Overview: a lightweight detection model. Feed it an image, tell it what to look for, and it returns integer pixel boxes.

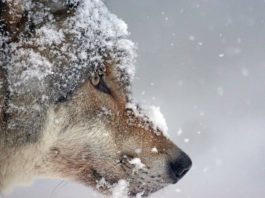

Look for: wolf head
[0,0,192,197]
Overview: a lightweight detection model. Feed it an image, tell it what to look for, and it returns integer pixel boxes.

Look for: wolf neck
[0,143,45,192]
[0,107,67,192]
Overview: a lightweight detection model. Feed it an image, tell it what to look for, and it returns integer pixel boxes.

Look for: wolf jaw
[0,0,192,197]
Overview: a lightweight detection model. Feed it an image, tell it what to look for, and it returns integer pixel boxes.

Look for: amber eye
[90,72,111,95]
[91,73,100,86]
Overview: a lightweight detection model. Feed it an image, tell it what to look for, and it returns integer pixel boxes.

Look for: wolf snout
[169,151,192,183]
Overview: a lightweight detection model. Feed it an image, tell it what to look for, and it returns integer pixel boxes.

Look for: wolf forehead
[3,0,136,95]
[0,0,136,144]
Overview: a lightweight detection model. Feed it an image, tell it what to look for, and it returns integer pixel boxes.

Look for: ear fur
[0,0,27,41]
[0,0,79,41]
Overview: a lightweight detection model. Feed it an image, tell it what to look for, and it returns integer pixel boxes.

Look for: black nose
[169,151,192,183]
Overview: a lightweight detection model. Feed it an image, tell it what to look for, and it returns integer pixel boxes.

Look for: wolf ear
[0,0,27,41]
[47,0,80,13]
[0,0,79,41]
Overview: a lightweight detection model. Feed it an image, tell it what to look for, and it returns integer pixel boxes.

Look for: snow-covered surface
[111,180,129,198]
[96,178,111,190]
[136,192,144,198]
[36,26,65,46]
[128,158,146,170]
[143,105,169,136]
[151,147,158,153]
[2,0,138,138]
[5,0,136,98]
[2,0,170,140]
[126,102,169,136]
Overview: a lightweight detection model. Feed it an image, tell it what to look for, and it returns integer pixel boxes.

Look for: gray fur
[0,0,136,146]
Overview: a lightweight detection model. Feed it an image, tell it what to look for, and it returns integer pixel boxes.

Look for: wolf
[0,0,192,197]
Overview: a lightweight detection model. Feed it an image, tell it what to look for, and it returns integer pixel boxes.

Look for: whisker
[49,180,67,198]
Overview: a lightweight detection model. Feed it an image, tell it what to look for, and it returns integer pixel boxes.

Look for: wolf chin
[0,0,192,197]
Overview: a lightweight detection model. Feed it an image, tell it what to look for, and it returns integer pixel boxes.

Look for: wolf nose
[169,151,192,183]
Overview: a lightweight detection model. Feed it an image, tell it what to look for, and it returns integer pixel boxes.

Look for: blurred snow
[2,0,265,198]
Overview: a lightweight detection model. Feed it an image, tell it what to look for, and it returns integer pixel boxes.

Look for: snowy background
[2,0,265,197]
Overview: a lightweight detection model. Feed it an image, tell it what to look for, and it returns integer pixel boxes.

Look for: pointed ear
[0,1,79,41]
[0,0,27,41]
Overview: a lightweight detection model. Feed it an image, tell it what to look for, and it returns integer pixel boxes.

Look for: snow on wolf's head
[0,0,192,197]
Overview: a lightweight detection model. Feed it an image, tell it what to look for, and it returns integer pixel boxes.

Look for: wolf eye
[91,73,111,95]
[91,74,100,86]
